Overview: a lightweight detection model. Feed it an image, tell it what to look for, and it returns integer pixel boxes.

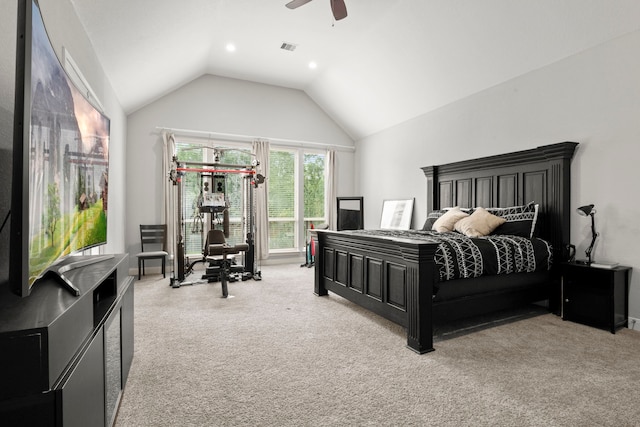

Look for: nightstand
[561,262,631,333]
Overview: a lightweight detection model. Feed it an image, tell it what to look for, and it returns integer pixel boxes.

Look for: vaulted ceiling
[69,0,640,140]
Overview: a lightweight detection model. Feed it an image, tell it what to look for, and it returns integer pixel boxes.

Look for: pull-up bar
[176,167,256,175]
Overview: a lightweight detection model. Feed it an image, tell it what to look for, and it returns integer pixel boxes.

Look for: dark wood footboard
[314,230,439,353]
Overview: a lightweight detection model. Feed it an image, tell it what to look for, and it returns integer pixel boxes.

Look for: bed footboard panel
[314,231,438,353]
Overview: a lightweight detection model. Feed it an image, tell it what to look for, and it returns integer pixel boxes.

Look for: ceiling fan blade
[286,0,313,9]
[330,0,347,20]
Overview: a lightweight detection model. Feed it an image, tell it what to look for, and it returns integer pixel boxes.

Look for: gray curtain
[252,139,270,260]
[162,131,177,274]
[325,149,337,230]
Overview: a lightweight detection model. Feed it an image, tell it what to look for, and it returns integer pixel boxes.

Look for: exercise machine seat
[205,230,249,297]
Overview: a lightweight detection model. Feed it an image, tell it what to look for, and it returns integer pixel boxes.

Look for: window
[217,149,252,246]
[268,149,326,252]
[176,140,328,256]
[175,142,253,256]
[176,143,205,256]
[268,150,296,250]
[303,152,326,235]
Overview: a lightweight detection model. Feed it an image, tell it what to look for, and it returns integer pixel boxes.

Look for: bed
[314,142,578,353]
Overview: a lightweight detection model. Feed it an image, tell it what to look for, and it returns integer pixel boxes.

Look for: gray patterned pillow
[486,202,539,237]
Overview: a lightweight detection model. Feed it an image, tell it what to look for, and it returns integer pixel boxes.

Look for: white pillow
[432,207,469,232]
[454,207,506,237]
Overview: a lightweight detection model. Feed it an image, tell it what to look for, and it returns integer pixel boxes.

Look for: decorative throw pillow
[432,207,469,232]
[487,202,539,237]
[454,207,506,237]
[423,207,473,231]
[422,209,446,230]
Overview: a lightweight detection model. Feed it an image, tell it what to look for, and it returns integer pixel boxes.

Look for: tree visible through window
[303,152,325,233]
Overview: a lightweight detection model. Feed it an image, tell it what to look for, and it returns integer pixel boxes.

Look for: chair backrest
[204,229,226,255]
[140,224,167,252]
[206,229,226,245]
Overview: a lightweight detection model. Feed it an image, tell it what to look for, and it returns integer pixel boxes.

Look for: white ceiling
[69,0,640,140]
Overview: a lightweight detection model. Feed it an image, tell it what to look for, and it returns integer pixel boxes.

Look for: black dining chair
[135,224,168,280]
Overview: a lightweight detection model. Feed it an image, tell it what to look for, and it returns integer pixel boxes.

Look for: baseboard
[260,253,305,266]
[629,317,640,331]
[128,256,305,277]
[128,266,165,277]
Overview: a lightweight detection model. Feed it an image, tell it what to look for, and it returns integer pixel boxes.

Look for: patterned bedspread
[353,230,552,282]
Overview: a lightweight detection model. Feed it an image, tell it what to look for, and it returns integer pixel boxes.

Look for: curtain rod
[155,126,355,152]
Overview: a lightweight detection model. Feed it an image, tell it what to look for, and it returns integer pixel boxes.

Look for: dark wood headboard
[421,142,578,261]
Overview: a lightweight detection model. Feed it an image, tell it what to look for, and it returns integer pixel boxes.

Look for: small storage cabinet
[561,262,631,333]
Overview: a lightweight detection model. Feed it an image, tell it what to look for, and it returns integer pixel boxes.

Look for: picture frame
[380,199,414,230]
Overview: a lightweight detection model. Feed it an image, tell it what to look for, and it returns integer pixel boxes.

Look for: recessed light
[308,61,317,69]
[226,43,236,52]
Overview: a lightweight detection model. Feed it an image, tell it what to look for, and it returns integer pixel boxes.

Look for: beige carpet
[115,263,640,426]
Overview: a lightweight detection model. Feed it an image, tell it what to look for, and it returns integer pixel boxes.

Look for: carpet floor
[114,263,640,426]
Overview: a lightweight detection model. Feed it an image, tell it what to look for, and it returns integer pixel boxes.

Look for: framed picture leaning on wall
[380,199,414,230]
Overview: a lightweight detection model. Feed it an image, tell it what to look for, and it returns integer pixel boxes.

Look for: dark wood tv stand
[0,254,134,427]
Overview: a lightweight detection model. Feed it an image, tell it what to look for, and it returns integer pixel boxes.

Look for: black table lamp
[577,204,597,264]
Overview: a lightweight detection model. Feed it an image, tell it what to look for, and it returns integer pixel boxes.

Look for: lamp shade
[577,204,595,216]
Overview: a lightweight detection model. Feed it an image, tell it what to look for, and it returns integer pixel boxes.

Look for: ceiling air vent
[280,42,297,52]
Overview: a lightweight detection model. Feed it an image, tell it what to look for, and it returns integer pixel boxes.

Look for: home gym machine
[168,149,265,297]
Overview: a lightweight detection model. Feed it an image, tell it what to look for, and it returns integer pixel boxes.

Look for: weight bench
[204,229,249,298]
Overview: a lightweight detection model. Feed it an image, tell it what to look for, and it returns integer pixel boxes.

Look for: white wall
[355,29,640,319]
[0,0,127,287]
[125,74,354,270]
[38,0,127,255]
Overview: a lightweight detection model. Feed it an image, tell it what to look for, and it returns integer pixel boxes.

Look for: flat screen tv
[10,0,110,297]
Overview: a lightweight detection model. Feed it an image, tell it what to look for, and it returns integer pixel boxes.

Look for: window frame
[174,137,328,256]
